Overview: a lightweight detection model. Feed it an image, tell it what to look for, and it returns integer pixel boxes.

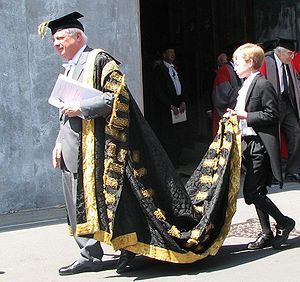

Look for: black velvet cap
[48,11,84,35]
[276,37,298,51]
[259,39,278,52]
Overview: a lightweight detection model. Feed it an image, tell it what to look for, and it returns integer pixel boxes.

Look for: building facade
[0,0,299,213]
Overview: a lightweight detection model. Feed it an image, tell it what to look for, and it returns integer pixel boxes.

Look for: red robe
[260,59,287,159]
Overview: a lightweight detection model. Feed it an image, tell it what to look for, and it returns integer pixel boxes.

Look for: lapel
[245,73,260,106]
[72,46,93,82]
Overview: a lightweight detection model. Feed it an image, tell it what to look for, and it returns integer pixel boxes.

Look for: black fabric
[73,51,241,263]
[48,11,84,34]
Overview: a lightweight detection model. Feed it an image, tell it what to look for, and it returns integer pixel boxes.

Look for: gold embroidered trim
[107,233,204,263]
[75,49,107,236]
[94,230,112,245]
[222,140,231,150]
[193,205,204,215]
[117,149,127,162]
[107,209,113,220]
[110,71,124,83]
[104,81,120,93]
[101,60,119,86]
[107,143,116,158]
[113,117,129,128]
[106,176,118,188]
[218,156,226,167]
[105,127,127,142]
[104,191,116,205]
[185,238,198,247]
[168,225,181,238]
[131,150,140,163]
[126,242,203,264]
[141,188,155,198]
[111,232,138,250]
[154,208,166,220]
[191,229,201,239]
[134,168,147,178]
[116,101,129,113]
[109,163,124,174]
[199,175,213,184]
[199,117,241,257]
[195,191,208,201]
[202,159,216,168]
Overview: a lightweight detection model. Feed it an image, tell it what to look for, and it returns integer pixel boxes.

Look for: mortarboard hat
[38,11,84,38]
[258,39,278,52]
[276,37,298,52]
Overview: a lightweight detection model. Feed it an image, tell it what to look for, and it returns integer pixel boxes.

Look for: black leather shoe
[58,260,103,276]
[285,173,300,182]
[272,217,295,249]
[116,250,136,274]
[247,233,274,250]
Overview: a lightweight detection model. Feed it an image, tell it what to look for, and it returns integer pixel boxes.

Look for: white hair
[274,46,288,55]
[67,28,88,44]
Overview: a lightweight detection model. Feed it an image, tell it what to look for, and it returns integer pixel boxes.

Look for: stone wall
[0,0,142,213]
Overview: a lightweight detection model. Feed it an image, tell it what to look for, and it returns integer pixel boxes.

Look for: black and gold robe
[73,49,242,263]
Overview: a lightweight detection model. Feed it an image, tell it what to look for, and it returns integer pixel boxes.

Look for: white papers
[48,74,101,108]
[171,109,187,124]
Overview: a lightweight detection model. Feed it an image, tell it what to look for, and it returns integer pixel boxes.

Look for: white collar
[274,52,283,68]
[243,71,259,87]
[163,61,174,68]
[66,44,87,66]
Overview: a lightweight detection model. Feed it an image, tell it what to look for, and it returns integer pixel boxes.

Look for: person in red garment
[212,45,243,137]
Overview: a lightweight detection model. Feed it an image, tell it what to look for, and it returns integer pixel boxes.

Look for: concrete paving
[0,180,299,282]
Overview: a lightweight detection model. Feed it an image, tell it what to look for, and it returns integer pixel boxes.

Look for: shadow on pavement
[104,236,300,281]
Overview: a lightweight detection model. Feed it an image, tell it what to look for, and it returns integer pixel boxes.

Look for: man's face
[163,49,176,63]
[52,29,80,60]
[279,48,295,64]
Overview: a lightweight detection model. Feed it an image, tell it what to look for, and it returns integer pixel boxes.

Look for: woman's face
[234,52,252,79]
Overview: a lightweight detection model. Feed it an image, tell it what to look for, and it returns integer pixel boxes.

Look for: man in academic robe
[260,37,300,182]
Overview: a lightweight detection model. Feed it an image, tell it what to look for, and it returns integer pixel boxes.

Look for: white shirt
[274,52,289,94]
[62,44,87,78]
[163,61,182,96]
[235,72,259,136]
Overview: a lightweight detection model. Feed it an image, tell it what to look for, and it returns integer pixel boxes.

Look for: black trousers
[62,168,103,264]
[242,136,286,234]
[280,98,300,174]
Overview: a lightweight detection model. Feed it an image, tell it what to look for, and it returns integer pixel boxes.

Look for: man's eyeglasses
[286,51,295,58]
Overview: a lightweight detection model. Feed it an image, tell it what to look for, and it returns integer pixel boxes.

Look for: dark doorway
[139,0,254,146]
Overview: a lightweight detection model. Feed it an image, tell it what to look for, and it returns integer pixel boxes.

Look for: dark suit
[56,46,114,265]
[152,61,186,165]
[261,52,300,175]
[241,73,285,235]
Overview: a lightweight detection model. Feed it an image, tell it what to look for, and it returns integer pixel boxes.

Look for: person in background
[225,43,295,250]
[260,38,300,182]
[217,52,228,67]
[211,44,243,137]
[152,46,187,167]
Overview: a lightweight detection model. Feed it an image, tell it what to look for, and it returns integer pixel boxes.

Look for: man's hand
[171,105,180,115]
[179,102,186,113]
[61,101,82,117]
[224,108,247,120]
[52,143,62,169]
